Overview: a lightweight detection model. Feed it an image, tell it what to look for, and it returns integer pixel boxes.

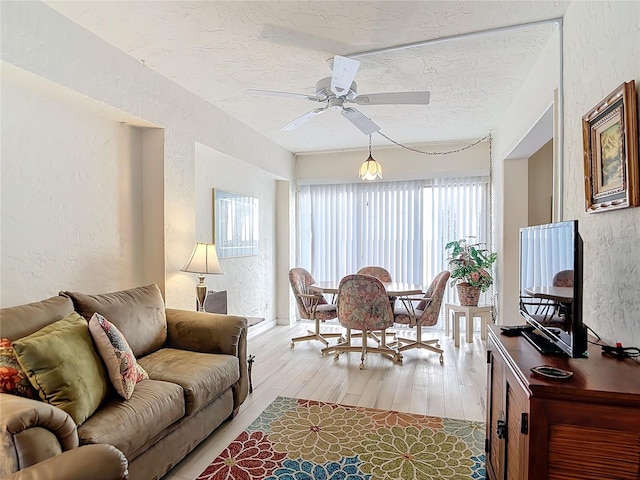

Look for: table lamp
[181,243,224,311]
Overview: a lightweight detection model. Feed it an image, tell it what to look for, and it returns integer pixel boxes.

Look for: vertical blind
[298,176,492,326]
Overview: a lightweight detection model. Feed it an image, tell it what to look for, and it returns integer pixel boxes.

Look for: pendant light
[359,134,383,181]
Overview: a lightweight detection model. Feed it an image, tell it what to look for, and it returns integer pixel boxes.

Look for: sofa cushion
[62,284,167,358]
[0,338,37,398]
[12,313,109,425]
[0,296,75,341]
[138,348,239,416]
[78,379,185,460]
[89,313,149,400]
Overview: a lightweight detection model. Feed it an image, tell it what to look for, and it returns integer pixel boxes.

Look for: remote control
[500,325,534,337]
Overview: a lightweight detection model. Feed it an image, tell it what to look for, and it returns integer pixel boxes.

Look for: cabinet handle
[521,412,529,434]
[496,419,507,439]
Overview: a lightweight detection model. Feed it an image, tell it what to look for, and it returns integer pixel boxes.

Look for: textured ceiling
[46,1,569,154]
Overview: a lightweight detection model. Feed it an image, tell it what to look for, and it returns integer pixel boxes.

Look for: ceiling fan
[245,55,430,135]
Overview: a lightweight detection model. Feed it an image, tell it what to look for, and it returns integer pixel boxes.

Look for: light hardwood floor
[165,320,488,480]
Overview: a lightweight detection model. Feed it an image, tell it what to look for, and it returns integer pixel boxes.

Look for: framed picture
[582,80,638,213]
[212,189,259,258]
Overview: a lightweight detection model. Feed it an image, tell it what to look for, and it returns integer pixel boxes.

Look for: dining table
[310,280,424,297]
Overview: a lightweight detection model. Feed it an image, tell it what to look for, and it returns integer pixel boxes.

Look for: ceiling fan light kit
[359,155,383,181]
[245,55,430,135]
[359,134,383,181]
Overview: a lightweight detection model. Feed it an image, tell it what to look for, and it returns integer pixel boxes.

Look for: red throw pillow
[0,338,38,398]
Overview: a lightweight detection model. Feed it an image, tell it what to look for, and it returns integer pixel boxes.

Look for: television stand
[486,325,640,480]
[520,329,566,355]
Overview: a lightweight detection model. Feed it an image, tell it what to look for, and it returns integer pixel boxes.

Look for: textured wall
[296,140,490,185]
[195,143,277,321]
[562,1,640,348]
[1,2,294,312]
[496,28,560,160]
[1,69,144,306]
[493,28,560,325]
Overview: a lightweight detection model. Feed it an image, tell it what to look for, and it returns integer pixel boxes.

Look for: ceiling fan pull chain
[376,131,490,156]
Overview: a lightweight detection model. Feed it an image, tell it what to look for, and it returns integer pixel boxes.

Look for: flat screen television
[519,220,588,358]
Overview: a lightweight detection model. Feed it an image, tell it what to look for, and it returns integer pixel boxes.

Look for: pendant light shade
[359,155,383,180]
[359,134,382,181]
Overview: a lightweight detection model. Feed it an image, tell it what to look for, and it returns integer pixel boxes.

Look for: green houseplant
[445,238,497,306]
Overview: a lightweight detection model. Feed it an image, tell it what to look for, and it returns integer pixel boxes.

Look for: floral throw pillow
[88,313,148,399]
[0,338,37,398]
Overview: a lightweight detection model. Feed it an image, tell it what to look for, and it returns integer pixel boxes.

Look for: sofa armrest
[165,309,249,409]
[1,394,79,476]
[3,444,128,480]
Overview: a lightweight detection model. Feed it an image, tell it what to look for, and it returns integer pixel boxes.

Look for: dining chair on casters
[357,266,393,282]
[289,268,344,348]
[393,270,450,364]
[357,266,397,343]
[334,274,402,370]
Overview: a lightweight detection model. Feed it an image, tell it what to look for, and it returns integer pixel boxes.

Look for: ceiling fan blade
[341,107,380,135]
[245,89,319,102]
[281,108,327,131]
[352,91,431,105]
[330,55,360,97]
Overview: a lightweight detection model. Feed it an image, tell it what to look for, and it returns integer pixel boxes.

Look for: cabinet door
[532,399,640,479]
[486,345,506,480]
[504,367,529,480]
[486,337,531,480]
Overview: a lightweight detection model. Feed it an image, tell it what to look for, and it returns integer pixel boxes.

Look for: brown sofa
[0,284,249,480]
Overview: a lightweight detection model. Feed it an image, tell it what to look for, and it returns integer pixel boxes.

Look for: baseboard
[248,318,276,339]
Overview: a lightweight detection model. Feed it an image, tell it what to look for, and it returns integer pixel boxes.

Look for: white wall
[1,67,146,305]
[528,140,553,226]
[2,1,638,347]
[494,2,639,349]
[495,26,560,162]
[0,1,294,313]
[561,1,640,348]
[194,143,277,321]
[297,140,489,184]
[276,180,297,324]
[494,24,560,325]
[500,157,529,326]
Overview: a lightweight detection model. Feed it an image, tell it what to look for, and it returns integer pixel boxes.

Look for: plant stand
[445,303,493,347]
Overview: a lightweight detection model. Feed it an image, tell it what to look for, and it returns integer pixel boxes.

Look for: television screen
[519,220,587,358]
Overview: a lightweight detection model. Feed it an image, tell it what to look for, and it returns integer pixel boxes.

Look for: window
[298,176,491,324]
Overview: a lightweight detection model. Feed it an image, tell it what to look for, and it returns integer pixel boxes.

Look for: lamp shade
[359,155,383,181]
[181,243,224,275]
[359,133,383,181]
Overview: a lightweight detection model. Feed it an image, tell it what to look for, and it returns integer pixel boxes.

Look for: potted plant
[445,237,497,306]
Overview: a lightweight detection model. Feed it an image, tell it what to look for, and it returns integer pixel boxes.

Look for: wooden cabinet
[485,326,640,480]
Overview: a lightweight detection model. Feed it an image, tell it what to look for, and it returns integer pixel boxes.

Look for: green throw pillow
[13,312,109,425]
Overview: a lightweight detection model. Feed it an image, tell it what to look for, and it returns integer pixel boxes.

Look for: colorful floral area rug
[196,396,485,480]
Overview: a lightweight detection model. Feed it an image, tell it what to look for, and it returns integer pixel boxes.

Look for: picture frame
[582,80,638,213]
[212,189,259,258]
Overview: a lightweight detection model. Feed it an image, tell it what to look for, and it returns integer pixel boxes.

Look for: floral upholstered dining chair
[334,274,402,369]
[356,266,393,282]
[288,268,343,348]
[392,270,450,364]
[356,266,397,342]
